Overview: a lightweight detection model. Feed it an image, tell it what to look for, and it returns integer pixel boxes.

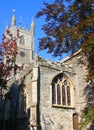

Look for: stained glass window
[52,73,73,107]
[62,85,66,105]
[67,86,71,106]
[57,84,61,105]
[52,84,56,104]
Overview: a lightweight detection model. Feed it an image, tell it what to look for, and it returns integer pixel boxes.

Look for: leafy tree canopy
[36,0,94,81]
[0,29,23,100]
[36,1,94,129]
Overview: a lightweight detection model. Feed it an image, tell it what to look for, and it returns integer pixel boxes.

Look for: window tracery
[52,73,74,107]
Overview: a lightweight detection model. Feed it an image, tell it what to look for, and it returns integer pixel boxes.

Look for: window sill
[52,104,75,109]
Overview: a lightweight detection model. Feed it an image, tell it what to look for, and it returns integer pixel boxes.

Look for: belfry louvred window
[52,73,73,107]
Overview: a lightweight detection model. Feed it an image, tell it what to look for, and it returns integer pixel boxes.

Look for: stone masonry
[0,14,89,130]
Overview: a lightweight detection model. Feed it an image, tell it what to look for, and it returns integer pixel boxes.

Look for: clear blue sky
[0,0,66,62]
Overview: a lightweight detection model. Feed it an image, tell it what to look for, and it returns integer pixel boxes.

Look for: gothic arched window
[52,83,56,104]
[57,84,61,105]
[62,85,66,105]
[67,86,71,105]
[52,73,74,107]
[18,84,27,117]
[20,92,26,116]
[20,35,25,45]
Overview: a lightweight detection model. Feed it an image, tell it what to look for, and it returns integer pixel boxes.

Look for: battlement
[38,56,75,75]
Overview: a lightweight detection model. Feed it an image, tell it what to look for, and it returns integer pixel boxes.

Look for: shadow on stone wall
[37,67,42,130]
[79,80,94,130]
[84,80,94,106]
[0,76,30,130]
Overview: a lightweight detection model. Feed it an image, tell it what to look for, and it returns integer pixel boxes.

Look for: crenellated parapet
[38,57,75,75]
[7,61,37,87]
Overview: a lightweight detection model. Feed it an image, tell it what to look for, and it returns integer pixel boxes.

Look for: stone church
[0,14,89,130]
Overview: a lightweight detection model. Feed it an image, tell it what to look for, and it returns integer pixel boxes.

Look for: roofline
[61,49,81,63]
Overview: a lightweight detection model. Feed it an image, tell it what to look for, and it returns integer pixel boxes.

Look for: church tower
[5,13,35,66]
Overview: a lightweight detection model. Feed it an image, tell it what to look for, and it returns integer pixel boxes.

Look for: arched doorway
[73,113,79,130]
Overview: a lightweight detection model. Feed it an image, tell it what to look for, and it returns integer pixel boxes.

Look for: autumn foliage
[0,29,19,99]
[36,0,94,81]
[36,0,94,128]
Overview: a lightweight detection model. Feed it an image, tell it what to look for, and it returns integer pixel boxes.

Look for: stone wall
[3,52,87,130]
[63,52,87,111]
[38,52,87,130]
[38,61,74,130]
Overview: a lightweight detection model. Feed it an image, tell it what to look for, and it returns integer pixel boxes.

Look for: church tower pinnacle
[5,12,36,65]
[11,10,16,26]
[30,18,35,32]
[5,22,9,30]
[30,18,35,50]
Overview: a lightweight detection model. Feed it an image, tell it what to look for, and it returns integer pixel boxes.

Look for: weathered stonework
[38,59,77,130]
[0,15,89,130]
